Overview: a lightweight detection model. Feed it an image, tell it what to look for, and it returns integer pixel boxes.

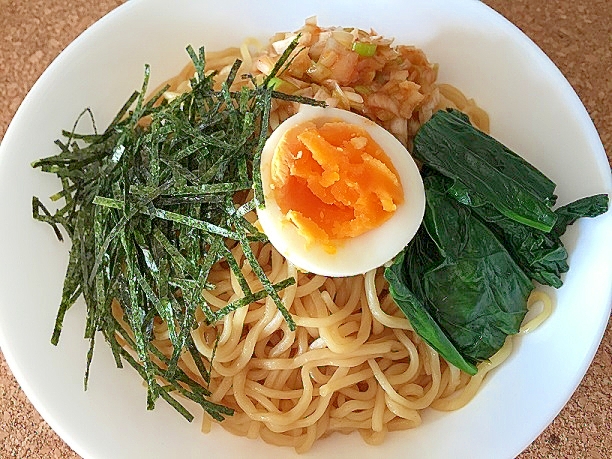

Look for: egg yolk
[270,119,404,253]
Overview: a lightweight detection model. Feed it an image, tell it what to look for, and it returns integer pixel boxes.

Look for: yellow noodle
[520,290,554,334]
[118,20,554,453]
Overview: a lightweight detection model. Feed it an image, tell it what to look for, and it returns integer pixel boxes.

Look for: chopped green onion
[352,41,377,57]
[266,76,298,93]
[266,76,284,90]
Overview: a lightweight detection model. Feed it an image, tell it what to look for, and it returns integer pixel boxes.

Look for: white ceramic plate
[0,1,611,458]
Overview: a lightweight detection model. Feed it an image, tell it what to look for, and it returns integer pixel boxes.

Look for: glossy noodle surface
[123,19,546,452]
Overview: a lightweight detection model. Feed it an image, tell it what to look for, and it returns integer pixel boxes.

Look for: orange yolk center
[270,120,404,253]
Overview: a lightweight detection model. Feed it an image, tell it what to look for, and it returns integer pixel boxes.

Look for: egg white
[256,105,425,277]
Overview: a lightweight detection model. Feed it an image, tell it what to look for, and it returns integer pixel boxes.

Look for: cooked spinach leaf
[386,175,534,372]
[385,236,478,375]
[450,186,609,288]
[387,110,609,374]
[551,194,609,237]
[413,109,558,232]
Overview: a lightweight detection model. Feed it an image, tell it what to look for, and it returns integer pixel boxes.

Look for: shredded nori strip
[31,39,318,422]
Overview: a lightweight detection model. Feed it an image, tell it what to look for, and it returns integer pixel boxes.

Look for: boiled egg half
[257,105,425,277]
